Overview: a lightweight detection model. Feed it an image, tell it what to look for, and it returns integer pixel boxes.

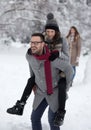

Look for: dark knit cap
[45,13,59,32]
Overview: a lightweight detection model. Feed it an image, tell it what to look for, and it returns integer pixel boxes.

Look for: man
[7,13,71,127]
[25,33,73,130]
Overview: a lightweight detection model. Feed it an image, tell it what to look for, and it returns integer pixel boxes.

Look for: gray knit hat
[45,13,59,32]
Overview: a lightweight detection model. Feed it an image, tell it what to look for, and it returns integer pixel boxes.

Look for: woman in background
[66,26,82,82]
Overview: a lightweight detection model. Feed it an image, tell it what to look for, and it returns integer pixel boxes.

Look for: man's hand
[49,51,59,61]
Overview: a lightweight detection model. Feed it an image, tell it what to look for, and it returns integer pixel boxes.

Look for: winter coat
[67,36,81,66]
[46,37,70,62]
[46,37,70,77]
[26,50,73,112]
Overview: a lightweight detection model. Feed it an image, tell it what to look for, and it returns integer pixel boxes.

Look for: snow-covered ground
[0,44,91,130]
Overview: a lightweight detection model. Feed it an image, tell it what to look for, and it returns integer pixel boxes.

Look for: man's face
[46,29,56,40]
[30,36,44,55]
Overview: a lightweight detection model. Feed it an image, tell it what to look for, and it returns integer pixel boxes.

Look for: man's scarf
[33,45,53,95]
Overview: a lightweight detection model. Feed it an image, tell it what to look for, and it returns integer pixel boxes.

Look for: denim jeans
[31,99,60,130]
[72,66,76,80]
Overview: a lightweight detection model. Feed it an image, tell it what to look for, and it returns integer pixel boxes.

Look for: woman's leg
[72,66,76,80]
[53,77,66,126]
[20,76,35,102]
[58,77,66,112]
[7,76,35,115]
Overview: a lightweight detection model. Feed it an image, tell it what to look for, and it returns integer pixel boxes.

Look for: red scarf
[33,45,53,95]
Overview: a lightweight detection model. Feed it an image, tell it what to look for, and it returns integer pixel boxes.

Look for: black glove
[49,51,59,61]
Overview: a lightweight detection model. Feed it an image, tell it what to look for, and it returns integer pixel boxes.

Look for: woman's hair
[66,26,80,42]
[53,31,61,41]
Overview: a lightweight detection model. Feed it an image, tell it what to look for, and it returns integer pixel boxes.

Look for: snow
[0,44,91,130]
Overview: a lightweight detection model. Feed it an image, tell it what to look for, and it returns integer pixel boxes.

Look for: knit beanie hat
[45,13,59,32]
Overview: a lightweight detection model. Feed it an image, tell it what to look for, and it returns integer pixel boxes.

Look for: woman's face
[46,29,56,40]
[70,28,76,35]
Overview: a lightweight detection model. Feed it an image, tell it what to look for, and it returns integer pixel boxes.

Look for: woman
[44,15,70,126]
[66,26,81,81]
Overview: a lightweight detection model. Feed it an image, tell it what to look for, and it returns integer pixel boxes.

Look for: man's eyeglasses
[30,41,43,45]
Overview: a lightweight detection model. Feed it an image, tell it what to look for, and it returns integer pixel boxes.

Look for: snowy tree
[0,0,91,46]
[86,0,91,6]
